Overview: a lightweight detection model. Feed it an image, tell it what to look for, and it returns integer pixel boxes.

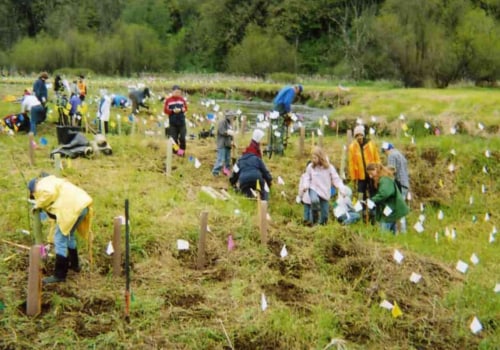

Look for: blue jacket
[233,153,272,187]
[273,86,296,113]
[33,78,48,104]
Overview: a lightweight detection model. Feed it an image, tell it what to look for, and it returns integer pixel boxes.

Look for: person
[28,174,93,284]
[69,93,83,126]
[273,84,303,115]
[129,87,151,114]
[111,94,129,108]
[334,185,361,225]
[77,75,87,101]
[366,163,409,234]
[212,111,236,175]
[21,91,45,136]
[54,75,64,100]
[164,85,188,154]
[300,146,346,225]
[230,129,272,200]
[348,124,380,203]
[297,161,312,225]
[1,112,30,134]
[381,142,410,232]
[97,89,111,134]
[32,72,49,107]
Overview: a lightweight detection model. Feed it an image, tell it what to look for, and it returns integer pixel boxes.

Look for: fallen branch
[218,319,234,350]
[1,239,30,250]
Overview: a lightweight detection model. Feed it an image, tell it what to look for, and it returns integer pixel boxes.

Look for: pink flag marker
[227,234,235,251]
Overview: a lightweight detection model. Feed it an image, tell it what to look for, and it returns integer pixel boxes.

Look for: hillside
[0,78,499,349]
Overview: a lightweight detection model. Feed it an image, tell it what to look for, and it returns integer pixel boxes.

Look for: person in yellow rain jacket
[348,125,380,202]
[28,174,93,284]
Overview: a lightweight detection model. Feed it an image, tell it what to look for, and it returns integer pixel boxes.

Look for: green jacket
[371,176,409,223]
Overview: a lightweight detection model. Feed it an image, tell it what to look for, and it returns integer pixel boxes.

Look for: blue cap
[297,85,303,93]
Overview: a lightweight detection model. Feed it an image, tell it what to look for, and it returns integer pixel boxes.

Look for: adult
[230,129,272,200]
[381,141,410,232]
[21,92,45,136]
[300,146,345,225]
[129,87,151,114]
[111,94,129,108]
[32,72,48,107]
[164,85,188,153]
[366,163,409,234]
[97,89,111,134]
[212,111,236,175]
[69,93,83,126]
[28,175,93,284]
[54,75,64,100]
[348,125,380,202]
[273,84,303,115]
[77,75,87,101]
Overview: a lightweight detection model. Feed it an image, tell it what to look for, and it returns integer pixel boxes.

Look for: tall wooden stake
[124,199,130,322]
[26,244,42,316]
[54,153,62,176]
[112,217,122,277]
[299,126,305,156]
[259,201,268,245]
[28,132,35,166]
[166,138,172,175]
[197,211,208,269]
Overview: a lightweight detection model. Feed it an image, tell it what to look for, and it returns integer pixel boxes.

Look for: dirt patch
[262,279,306,304]
[164,291,205,308]
[233,329,283,350]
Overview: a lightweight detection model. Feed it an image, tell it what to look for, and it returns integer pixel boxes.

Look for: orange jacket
[77,80,87,96]
[348,139,380,180]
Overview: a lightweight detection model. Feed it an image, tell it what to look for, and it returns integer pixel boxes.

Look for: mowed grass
[0,77,499,349]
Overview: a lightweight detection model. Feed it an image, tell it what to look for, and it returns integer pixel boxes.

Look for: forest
[0,0,499,87]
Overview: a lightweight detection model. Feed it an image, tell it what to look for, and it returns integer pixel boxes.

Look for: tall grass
[0,77,498,349]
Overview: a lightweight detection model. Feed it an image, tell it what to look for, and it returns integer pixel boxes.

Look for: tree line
[0,0,499,87]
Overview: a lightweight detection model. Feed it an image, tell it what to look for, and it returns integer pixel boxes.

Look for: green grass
[0,76,499,349]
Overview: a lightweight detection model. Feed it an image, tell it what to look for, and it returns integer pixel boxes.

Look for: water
[204,99,332,126]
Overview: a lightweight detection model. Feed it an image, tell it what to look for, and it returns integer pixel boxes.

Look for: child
[334,185,361,225]
[297,161,312,225]
[300,147,345,225]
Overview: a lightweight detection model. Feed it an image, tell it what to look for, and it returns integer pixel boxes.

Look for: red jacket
[163,95,187,116]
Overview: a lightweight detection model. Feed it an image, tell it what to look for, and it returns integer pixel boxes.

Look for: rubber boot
[43,254,68,284]
[68,248,81,272]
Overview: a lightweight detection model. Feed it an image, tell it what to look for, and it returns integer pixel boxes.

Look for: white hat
[252,129,265,143]
[353,125,365,137]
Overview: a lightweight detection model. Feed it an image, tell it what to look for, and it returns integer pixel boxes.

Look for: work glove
[173,107,181,113]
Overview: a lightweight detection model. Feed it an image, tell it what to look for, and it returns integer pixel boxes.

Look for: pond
[200,98,332,128]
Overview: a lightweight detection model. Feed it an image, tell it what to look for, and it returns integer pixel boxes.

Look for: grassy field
[0,76,499,349]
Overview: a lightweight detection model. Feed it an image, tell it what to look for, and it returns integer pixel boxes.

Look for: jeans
[212,147,231,175]
[380,221,397,234]
[303,204,312,222]
[54,207,88,257]
[339,211,361,225]
[29,105,45,135]
[309,189,329,225]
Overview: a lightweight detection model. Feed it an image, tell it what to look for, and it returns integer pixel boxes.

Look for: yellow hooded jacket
[348,139,380,181]
[33,176,93,238]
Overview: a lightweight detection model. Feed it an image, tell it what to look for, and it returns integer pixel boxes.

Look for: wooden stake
[259,201,268,244]
[117,115,122,135]
[54,153,61,176]
[112,217,122,278]
[299,126,305,156]
[197,211,208,269]
[26,244,42,316]
[166,138,172,175]
[240,115,246,136]
[28,132,35,166]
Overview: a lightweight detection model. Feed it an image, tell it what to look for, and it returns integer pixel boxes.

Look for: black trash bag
[50,132,93,159]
